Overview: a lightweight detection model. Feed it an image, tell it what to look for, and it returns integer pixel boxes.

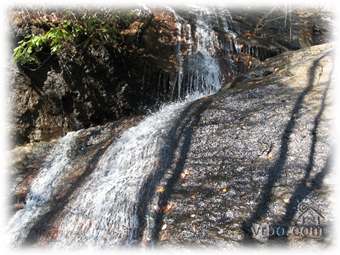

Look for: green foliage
[12,10,138,66]
[13,36,42,65]
[13,21,76,65]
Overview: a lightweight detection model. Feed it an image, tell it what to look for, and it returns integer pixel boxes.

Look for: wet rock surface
[155,44,334,247]
[10,140,56,212]
[9,8,179,146]
[8,7,334,248]
[9,7,332,146]
[9,116,142,219]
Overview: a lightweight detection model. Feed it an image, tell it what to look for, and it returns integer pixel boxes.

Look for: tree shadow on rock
[241,51,333,244]
[134,96,213,244]
[269,56,334,244]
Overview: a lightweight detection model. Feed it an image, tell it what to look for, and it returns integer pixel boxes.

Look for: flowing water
[8,7,236,248]
[172,7,222,99]
[55,100,193,247]
[54,8,223,248]
[8,131,80,245]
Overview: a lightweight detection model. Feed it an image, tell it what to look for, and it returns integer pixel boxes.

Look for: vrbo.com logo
[251,223,324,239]
[251,203,325,239]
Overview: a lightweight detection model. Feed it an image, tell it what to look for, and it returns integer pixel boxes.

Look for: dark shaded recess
[61,94,74,114]
[19,53,60,96]
[241,51,333,244]
[134,96,213,243]
[15,40,175,141]
[60,46,121,126]
[15,106,40,145]
[10,9,178,145]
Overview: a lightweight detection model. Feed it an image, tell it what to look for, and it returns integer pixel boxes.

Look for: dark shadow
[134,96,213,244]
[241,51,332,243]
[270,155,332,244]
[269,57,334,243]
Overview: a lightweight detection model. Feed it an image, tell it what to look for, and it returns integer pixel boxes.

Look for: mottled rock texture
[153,44,334,247]
[9,7,331,146]
[8,7,333,248]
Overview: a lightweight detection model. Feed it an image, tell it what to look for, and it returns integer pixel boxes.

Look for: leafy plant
[13,36,42,65]
[13,21,76,65]
[13,9,139,65]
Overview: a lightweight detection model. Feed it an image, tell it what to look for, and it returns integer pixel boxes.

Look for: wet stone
[156,44,334,247]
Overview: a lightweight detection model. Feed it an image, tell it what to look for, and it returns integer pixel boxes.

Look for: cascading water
[54,100,192,247]
[53,8,223,248]
[8,7,236,248]
[7,131,80,245]
[172,7,222,99]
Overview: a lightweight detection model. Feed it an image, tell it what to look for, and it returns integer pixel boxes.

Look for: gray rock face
[153,44,334,247]
[9,8,331,146]
[8,7,334,247]
[8,44,334,248]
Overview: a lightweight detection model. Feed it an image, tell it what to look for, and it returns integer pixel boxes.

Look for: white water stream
[8,7,229,248]
[7,131,80,245]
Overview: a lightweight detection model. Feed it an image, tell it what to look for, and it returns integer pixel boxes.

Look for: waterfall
[8,7,226,248]
[174,16,184,99]
[180,7,222,98]
[53,8,222,248]
[7,131,80,246]
[54,100,192,247]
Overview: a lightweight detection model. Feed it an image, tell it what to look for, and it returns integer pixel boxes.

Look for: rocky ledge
[7,6,334,247]
[148,43,334,247]
[9,7,331,146]
[9,43,334,248]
